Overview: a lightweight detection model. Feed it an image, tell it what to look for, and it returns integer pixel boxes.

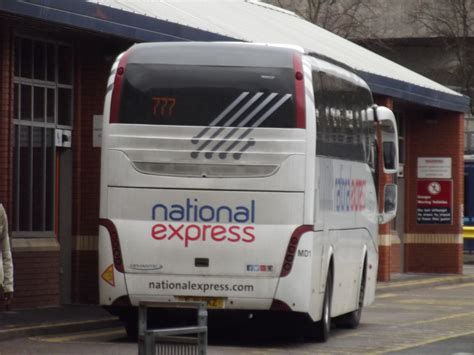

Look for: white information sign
[417,157,452,179]
[93,114,103,148]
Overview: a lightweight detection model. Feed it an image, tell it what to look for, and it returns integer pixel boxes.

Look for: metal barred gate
[138,302,208,355]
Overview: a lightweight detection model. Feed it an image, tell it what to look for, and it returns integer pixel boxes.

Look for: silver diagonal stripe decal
[191,92,249,144]
[232,138,256,160]
[191,92,263,158]
[207,93,278,158]
[222,94,292,157]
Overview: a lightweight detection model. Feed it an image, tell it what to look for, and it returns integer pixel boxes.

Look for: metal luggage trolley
[138,301,208,355]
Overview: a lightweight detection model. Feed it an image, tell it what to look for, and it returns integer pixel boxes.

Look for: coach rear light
[110,49,131,123]
[293,53,306,129]
[99,218,125,273]
[280,225,312,277]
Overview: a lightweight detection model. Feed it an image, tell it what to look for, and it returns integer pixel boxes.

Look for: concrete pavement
[0,264,473,342]
[0,305,121,341]
[377,264,474,293]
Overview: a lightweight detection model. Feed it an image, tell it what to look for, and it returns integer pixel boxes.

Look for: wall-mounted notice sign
[416,180,452,224]
[417,157,452,179]
[93,114,103,148]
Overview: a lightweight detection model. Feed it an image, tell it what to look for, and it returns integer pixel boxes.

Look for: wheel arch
[322,246,335,295]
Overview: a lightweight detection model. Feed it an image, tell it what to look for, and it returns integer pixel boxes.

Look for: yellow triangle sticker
[101,264,115,287]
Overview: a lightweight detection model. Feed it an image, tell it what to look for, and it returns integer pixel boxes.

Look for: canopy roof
[2,0,470,112]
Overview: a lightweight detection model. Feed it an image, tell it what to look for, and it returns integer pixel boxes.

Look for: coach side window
[313,71,372,162]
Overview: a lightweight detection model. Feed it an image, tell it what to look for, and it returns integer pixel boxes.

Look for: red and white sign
[416,180,452,224]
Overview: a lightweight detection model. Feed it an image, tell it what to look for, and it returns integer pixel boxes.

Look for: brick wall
[72,41,106,238]
[404,109,464,273]
[72,38,129,236]
[0,19,13,214]
[72,250,98,303]
[10,250,60,309]
[390,240,401,273]
[71,37,130,303]
[0,16,63,309]
[0,14,131,308]
[377,244,391,280]
[404,242,462,273]
[374,95,396,281]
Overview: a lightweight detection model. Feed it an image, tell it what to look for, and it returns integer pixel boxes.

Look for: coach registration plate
[175,296,225,309]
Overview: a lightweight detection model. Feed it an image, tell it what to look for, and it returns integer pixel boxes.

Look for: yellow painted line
[377,275,471,289]
[368,329,474,354]
[435,282,474,290]
[376,293,397,299]
[0,317,118,334]
[33,328,125,343]
[399,310,474,327]
[399,299,474,307]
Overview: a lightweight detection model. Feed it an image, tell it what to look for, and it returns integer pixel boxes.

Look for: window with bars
[13,36,73,234]
[465,116,474,155]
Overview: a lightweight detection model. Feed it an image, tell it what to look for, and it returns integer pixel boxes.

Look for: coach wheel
[122,313,138,340]
[314,268,332,342]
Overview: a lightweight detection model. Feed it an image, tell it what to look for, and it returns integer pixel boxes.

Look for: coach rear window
[118,64,297,128]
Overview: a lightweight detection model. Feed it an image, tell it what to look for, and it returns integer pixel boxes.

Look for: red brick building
[0,0,469,308]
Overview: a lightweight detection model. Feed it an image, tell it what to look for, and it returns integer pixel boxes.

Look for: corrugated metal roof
[87,0,469,112]
[2,0,469,112]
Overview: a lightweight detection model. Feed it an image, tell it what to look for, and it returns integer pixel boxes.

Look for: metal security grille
[138,302,207,355]
[12,36,73,234]
[150,329,206,355]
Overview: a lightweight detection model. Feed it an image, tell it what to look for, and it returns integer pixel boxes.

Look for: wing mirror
[378,184,397,224]
[370,106,399,175]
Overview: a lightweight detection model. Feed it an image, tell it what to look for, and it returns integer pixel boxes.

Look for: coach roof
[127,42,300,68]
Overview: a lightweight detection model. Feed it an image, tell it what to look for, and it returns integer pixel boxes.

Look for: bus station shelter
[0,0,469,309]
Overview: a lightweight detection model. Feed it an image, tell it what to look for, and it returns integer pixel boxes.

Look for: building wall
[404,109,464,273]
[390,237,401,273]
[0,19,13,238]
[0,16,61,309]
[0,9,466,309]
[0,12,129,309]
[373,95,398,281]
[373,98,464,278]
[71,37,129,303]
[10,240,61,309]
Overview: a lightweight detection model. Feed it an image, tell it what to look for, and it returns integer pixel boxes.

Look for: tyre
[122,312,138,340]
[312,269,332,342]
